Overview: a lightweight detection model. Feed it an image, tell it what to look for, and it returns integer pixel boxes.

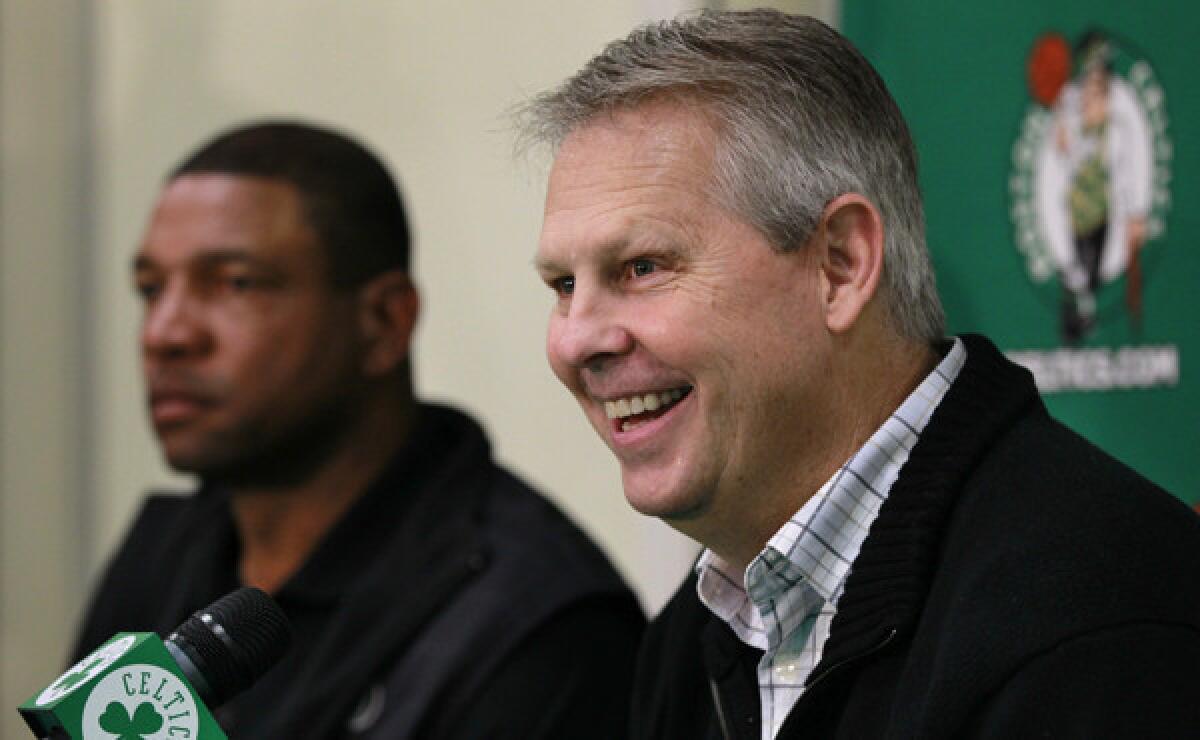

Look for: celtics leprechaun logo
[1010,29,1171,345]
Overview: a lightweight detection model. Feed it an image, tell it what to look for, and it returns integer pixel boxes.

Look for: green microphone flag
[19,632,226,739]
[17,587,291,740]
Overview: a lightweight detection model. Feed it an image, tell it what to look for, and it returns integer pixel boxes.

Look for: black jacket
[631,335,1200,739]
[73,404,644,739]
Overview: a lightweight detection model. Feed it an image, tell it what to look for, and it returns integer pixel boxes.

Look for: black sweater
[631,334,1200,739]
[73,404,644,739]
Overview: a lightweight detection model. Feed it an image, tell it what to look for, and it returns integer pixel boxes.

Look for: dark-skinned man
[73,121,643,739]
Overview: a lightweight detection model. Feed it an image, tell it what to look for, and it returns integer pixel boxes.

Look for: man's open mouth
[604,386,693,432]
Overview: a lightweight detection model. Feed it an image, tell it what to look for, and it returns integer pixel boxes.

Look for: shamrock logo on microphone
[81,663,200,739]
[98,700,164,740]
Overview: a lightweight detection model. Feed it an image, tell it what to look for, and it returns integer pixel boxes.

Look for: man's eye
[552,276,576,296]
[134,280,162,301]
[630,259,655,278]
[227,274,257,292]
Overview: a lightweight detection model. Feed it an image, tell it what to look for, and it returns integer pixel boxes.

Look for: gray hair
[518,9,945,343]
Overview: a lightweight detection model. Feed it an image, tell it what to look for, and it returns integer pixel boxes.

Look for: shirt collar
[697,338,967,650]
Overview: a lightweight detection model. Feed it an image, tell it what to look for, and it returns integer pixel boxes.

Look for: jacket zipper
[708,676,735,740]
[804,627,898,693]
[708,628,899,739]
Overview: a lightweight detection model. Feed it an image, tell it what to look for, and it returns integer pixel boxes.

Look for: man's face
[134,173,366,480]
[537,102,836,543]
[1081,66,1110,128]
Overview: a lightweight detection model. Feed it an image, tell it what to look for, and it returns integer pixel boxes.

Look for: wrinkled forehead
[547,101,722,206]
[544,106,715,218]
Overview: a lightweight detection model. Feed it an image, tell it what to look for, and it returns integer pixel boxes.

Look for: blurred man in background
[73,121,643,739]
[523,11,1200,739]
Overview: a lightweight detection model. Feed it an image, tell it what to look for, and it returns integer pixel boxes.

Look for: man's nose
[548,289,634,373]
[141,286,212,360]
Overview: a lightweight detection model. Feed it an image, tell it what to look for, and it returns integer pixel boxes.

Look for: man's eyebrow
[533,254,564,275]
[132,253,155,272]
[132,247,272,272]
[533,235,642,275]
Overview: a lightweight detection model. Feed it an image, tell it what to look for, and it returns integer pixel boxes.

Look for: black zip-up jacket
[72,404,644,739]
[631,335,1200,739]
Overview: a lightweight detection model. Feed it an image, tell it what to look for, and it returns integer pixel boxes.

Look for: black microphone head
[165,587,292,707]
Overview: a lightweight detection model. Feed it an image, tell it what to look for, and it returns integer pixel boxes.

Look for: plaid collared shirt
[696,339,967,739]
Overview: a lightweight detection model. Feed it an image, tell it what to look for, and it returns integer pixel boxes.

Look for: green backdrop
[843,2,1198,503]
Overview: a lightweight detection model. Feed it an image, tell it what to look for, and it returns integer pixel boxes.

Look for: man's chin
[622,480,710,523]
[159,433,252,477]
[161,446,234,478]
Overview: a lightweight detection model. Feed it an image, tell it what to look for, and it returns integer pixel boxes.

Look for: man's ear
[817,193,885,334]
[356,270,419,377]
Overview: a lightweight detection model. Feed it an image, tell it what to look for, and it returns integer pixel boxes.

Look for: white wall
[0,1,91,732]
[2,1,835,735]
[87,0,703,611]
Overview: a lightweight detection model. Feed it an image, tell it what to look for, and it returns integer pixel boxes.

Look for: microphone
[17,587,292,739]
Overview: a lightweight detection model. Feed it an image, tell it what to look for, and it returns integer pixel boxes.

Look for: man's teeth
[604,388,686,420]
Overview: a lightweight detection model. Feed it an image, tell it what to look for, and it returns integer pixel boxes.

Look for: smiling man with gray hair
[521,10,1200,739]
